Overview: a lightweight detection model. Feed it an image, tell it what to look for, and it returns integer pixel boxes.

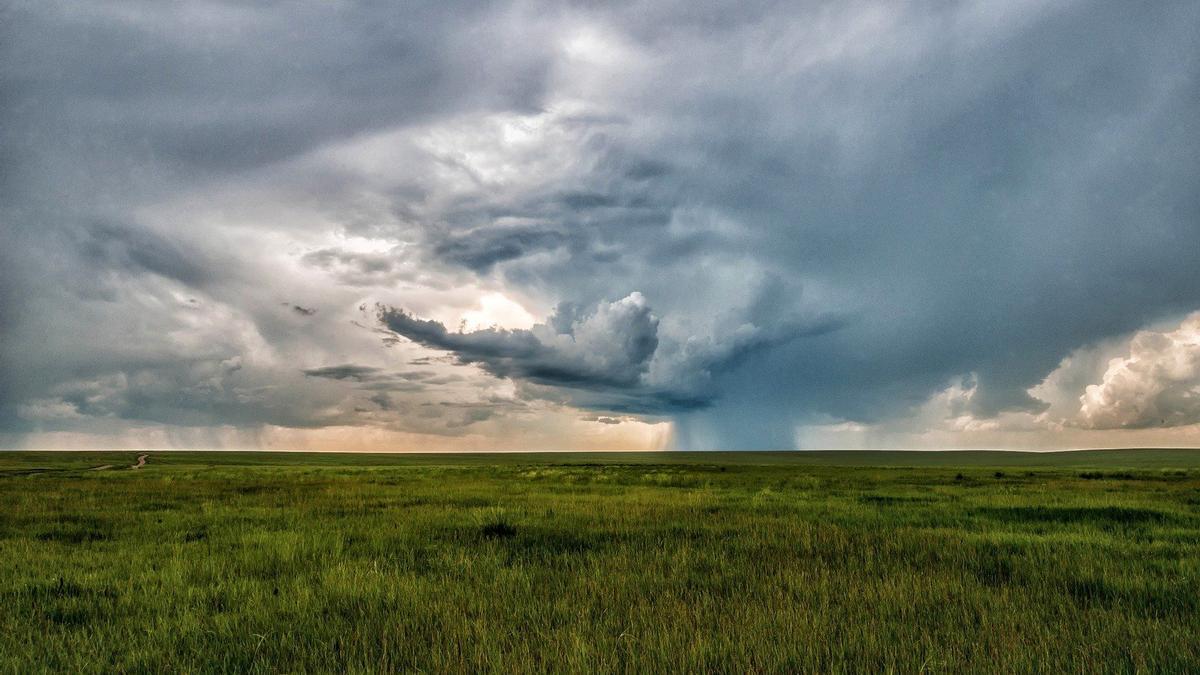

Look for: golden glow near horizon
[14,418,674,453]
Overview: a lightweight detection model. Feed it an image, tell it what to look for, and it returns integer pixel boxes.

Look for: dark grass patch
[386,546,438,574]
[1125,582,1200,617]
[1080,471,1136,480]
[8,579,119,627]
[202,590,231,614]
[50,514,111,526]
[341,534,441,568]
[12,578,116,602]
[473,521,615,559]
[1079,470,1193,482]
[371,476,415,486]
[43,605,99,627]
[1065,577,1199,616]
[487,527,617,568]
[968,543,1022,587]
[858,494,937,505]
[0,468,67,478]
[480,520,518,539]
[36,519,113,543]
[638,471,706,488]
[228,484,288,497]
[514,529,607,556]
[975,505,1173,527]
[315,500,394,517]
[1066,577,1119,607]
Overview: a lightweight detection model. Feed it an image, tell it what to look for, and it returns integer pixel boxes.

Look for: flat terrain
[2,449,1199,672]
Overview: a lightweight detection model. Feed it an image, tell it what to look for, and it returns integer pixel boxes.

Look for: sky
[2,0,1199,452]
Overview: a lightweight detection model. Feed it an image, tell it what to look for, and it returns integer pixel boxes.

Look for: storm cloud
[379,293,662,394]
[2,0,1199,450]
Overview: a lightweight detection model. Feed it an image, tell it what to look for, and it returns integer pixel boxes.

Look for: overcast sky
[2,0,1199,451]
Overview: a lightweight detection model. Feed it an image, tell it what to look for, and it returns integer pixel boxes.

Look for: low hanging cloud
[377,292,845,415]
[378,292,659,390]
[1077,313,1200,429]
[301,365,384,381]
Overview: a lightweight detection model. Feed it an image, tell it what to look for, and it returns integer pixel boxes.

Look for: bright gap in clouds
[459,293,537,332]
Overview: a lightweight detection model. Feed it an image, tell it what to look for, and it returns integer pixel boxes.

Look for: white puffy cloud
[796,312,1200,449]
[1077,313,1200,429]
[902,312,1200,436]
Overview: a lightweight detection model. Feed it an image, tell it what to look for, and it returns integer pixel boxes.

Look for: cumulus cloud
[1077,313,1200,429]
[378,291,842,415]
[796,313,1200,449]
[379,292,660,393]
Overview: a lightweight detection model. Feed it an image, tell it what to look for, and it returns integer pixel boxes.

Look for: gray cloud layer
[379,292,845,414]
[380,294,659,389]
[2,0,1199,449]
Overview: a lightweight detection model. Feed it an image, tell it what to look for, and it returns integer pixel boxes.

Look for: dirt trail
[87,454,147,471]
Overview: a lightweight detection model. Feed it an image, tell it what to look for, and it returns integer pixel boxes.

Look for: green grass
[2,450,1199,672]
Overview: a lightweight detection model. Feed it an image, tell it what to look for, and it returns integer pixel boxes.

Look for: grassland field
[2,449,1199,673]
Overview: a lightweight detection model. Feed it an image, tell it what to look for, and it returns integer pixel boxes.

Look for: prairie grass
[1,450,1198,672]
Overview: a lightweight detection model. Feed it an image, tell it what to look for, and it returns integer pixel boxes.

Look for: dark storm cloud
[302,364,450,392]
[692,0,1200,445]
[1,1,553,174]
[378,294,843,414]
[76,221,214,288]
[12,359,357,431]
[302,365,384,382]
[389,0,1200,447]
[2,0,1199,448]
[378,294,658,390]
[0,0,561,437]
[432,225,570,273]
[301,248,410,287]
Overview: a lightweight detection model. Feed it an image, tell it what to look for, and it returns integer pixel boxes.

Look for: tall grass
[1,452,1198,672]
